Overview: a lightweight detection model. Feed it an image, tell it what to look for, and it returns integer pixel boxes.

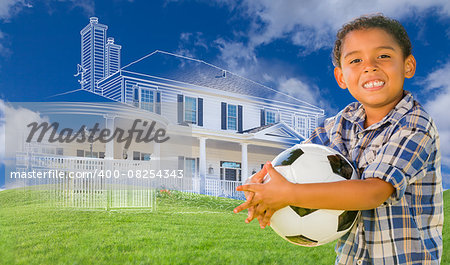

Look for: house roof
[239,122,305,145]
[47,88,115,102]
[240,123,276,134]
[121,50,323,111]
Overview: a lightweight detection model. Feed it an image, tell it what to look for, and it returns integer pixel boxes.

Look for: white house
[12,17,324,204]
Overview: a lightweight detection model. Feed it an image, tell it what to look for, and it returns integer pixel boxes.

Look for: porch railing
[13,153,245,208]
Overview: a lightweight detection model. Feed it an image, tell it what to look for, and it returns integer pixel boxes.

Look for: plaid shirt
[305,91,443,265]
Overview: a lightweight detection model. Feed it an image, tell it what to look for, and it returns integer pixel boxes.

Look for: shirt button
[357,259,363,265]
[357,133,363,139]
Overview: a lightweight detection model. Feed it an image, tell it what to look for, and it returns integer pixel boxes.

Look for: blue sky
[0,0,449,189]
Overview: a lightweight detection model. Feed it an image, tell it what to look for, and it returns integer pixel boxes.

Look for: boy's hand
[234,162,293,228]
[242,164,268,224]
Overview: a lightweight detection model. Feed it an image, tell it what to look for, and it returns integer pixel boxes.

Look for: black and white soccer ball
[260,143,359,247]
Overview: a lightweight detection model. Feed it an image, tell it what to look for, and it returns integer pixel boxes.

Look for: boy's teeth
[363,80,385,88]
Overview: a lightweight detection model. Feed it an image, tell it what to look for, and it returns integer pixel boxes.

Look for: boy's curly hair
[332,14,412,67]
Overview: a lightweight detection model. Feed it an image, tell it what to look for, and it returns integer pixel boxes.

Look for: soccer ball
[262,143,359,247]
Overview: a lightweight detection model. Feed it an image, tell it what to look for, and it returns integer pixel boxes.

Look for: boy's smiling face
[334,28,416,120]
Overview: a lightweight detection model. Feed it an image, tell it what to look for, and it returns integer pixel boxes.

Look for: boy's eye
[349,59,361,64]
[378,54,390,59]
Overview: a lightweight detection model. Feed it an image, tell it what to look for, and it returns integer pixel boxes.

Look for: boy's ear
[404,54,416,79]
[334,67,347,89]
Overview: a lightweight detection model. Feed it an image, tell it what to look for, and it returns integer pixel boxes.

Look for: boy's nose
[363,59,378,73]
[364,68,377,73]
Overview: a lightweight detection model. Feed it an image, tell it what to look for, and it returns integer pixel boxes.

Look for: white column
[199,137,206,178]
[153,143,160,170]
[104,114,115,159]
[199,137,207,194]
[241,143,248,183]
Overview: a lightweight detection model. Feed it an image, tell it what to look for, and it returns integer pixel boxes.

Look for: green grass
[0,189,448,265]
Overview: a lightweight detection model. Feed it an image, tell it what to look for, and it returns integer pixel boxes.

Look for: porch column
[153,143,160,170]
[104,114,115,159]
[241,143,248,183]
[199,137,207,194]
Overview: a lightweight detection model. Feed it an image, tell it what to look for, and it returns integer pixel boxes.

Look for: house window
[133,85,158,112]
[133,151,151,161]
[42,147,55,155]
[185,158,196,178]
[77,150,84,157]
[184,96,197,124]
[220,161,242,181]
[222,103,242,131]
[56,148,64,156]
[308,117,317,137]
[141,153,151,161]
[85,151,98,158]
[294,115,307,137]
[227,104,237,130]
[140,89,154,112]
[266,110,276,124]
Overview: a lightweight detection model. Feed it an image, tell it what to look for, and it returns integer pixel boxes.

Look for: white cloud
[275,77,338,115]
[219,0,450,55]
[0,0,95,59]
[176,32,209,58]
[0,101,51,190]
[0,0,30,58]
[422,62,450,172]
[0,0,30,21]
[276,77,319,105]
[214,38,257,76]
[0,100,49,166]
[212,0,450,75]
[0,31,11,57]
[206,0,450,122]
[68,0,95,17]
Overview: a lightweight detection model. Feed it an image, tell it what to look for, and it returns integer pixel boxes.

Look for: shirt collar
[341,90,415,130]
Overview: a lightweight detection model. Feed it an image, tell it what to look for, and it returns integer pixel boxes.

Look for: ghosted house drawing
[15,17,324,206]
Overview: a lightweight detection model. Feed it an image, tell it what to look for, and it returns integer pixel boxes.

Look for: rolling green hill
[0,189,448,265]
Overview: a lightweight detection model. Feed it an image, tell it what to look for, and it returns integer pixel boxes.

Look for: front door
[220,161,241,181]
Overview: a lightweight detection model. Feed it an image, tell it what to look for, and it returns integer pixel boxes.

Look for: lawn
[0,188,448,265]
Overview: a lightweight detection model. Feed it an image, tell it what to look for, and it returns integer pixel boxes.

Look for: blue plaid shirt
[305,91,443,265]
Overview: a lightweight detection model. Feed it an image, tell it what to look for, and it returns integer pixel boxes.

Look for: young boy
[234,15,443,265]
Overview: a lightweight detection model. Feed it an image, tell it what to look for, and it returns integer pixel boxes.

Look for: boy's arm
[234,162,394,228]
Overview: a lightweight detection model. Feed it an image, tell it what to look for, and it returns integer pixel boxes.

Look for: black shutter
[238,105,243,132]
[197,98,203,126]
[260,109,265,126]
[177,94,184,124]
[196,158,200,176]
[156,91,161,114]
[221,102,227,130]
[133,86,139,106]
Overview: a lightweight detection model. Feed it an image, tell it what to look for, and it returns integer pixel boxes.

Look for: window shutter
[133,86,139,107]
[260,109,265,126]
[178,156,185,170]
[197,98,203,127]
[156,91,161,114]
[177,94,184,124]
[196,158,200,176]
[238,105,243,132]
[221,102,227,130]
